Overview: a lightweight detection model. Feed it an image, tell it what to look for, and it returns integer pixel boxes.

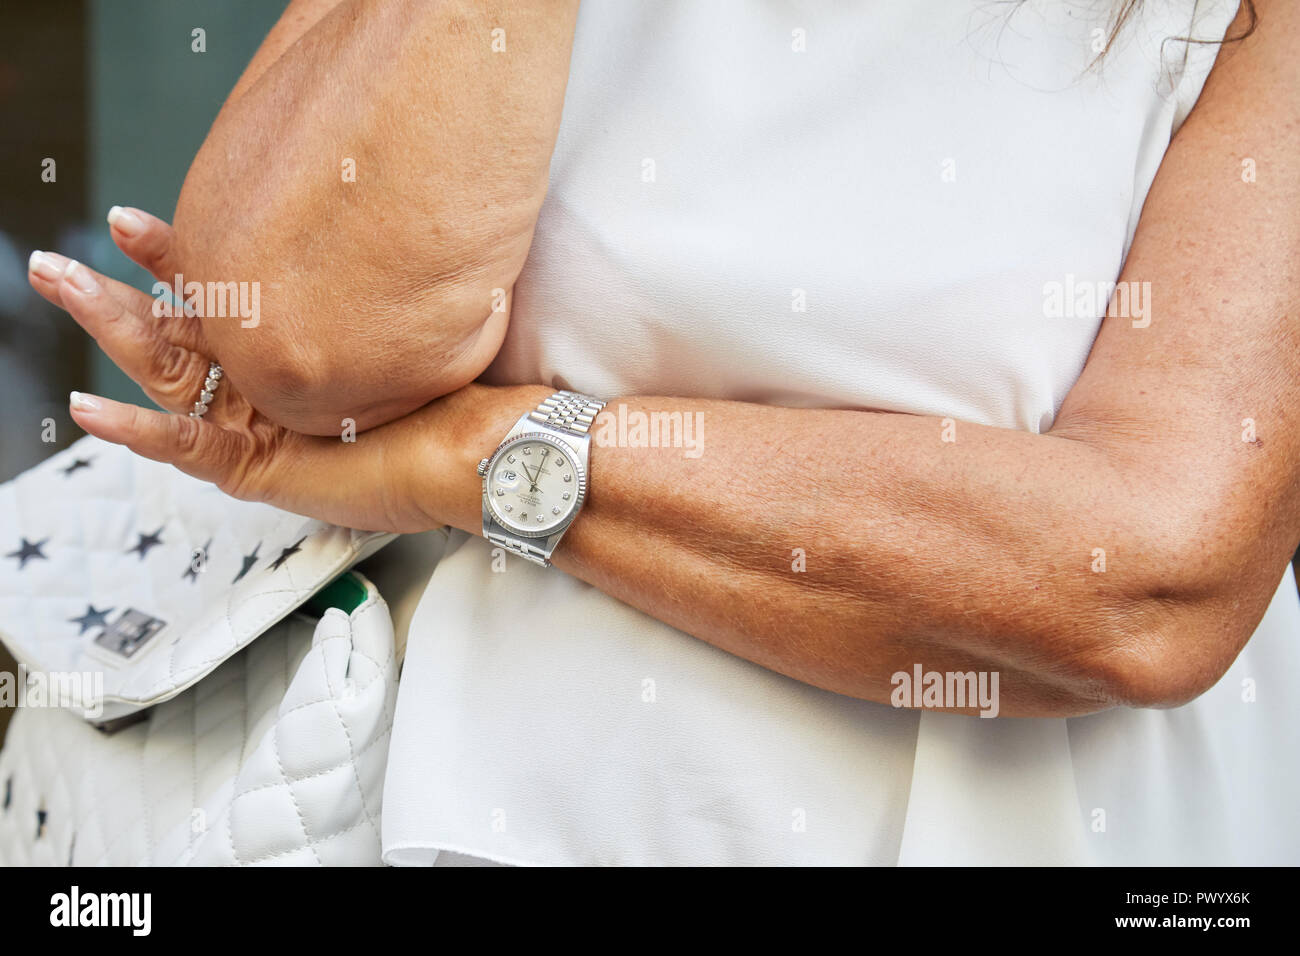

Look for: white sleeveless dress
[382,0,1300,865]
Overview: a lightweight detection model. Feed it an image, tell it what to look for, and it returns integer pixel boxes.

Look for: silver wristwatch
[476,390,606,566]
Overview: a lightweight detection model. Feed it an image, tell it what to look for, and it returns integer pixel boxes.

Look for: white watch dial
[485,436,582,535]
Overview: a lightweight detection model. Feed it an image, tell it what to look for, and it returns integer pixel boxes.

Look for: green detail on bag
[304,572,369,616]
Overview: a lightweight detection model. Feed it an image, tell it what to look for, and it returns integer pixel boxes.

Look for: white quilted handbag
[0,574,395,865]
[0,437,402,866]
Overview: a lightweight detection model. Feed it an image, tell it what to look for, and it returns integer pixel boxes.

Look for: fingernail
[64,260,101,295]
[106,205,144,237]
[70,391,102,412]
[28,250,63,281]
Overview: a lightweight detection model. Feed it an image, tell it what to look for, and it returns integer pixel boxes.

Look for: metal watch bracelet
[482,390,605,566]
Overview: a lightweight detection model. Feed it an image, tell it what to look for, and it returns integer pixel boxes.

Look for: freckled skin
[51,0,1300,716]
[170,0,581,436]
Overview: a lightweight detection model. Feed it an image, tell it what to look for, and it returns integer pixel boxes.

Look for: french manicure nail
[70,391,102,412]
[64,260,101,295]
[107,205,144,237]
[28,250,63,281]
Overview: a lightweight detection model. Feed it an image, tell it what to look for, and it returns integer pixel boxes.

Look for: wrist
[407,382,554,535]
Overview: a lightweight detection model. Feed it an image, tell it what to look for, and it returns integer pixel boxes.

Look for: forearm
[172,0,580,432]
[179,0,578,258]
[221,0,345,108]
[427,384,1233,717]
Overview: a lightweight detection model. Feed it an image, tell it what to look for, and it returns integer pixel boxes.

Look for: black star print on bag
[5,538,48,570]
[269,537,306,571]
[68,604,113,635]
[126,527,164,560]
[233,542,260,583]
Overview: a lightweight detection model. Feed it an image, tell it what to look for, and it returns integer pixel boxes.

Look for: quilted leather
[0,574,396,866]
[0,436,395,719]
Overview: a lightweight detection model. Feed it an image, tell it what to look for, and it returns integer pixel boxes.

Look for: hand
[521,459,540,493]
[26,231,473,534]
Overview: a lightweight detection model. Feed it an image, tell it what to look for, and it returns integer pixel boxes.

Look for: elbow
[1077,514,1275,710]
[233,340,346,436]
[175,213,513,435]
[193,268,510,435]
[207,302,508,437]
[213,333,422,437]
[1085,611,1239,710]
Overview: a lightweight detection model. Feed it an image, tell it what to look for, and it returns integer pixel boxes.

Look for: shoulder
[1185,1,1298,130]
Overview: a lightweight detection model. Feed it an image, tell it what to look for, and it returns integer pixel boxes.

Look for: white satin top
[383,0,1300,865]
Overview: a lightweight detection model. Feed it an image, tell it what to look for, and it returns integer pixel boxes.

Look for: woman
[27,0,1300,864]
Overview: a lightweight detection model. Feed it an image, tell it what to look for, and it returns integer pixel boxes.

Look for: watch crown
[476,458,490,477]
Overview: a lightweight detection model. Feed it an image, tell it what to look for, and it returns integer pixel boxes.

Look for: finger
[28,249,208,352]
[67,390,343,524]
[69,391,411,532]
[29,251,216,415]
[69,391,257,492]
[106,206,183,282]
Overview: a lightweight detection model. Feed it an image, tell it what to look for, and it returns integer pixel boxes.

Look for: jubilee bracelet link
[484,532,551,565]
[526,390,606,436]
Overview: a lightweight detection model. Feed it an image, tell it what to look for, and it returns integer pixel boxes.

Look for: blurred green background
[0,0,286,482]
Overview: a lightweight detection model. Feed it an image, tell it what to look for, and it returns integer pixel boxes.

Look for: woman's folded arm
[157,0,580,435]
[423,0,1300,716]
[50,1,1298,718]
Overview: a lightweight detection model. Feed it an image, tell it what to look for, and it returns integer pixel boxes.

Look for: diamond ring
[189,362,223,418]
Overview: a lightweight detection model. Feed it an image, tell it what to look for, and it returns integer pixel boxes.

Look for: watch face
[484,434,585,536]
